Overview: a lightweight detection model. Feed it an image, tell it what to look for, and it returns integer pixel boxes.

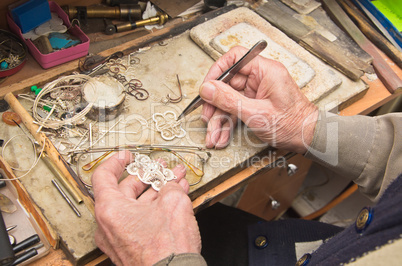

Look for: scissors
[177,39,268,120]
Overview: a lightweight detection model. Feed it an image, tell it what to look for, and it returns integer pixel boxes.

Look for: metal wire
[73,145,211,188]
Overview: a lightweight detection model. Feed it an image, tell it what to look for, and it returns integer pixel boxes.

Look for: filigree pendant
[126,153,177,191]
[152,111,186,140]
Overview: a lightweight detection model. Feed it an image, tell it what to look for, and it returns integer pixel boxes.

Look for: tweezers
[177,39,268,120]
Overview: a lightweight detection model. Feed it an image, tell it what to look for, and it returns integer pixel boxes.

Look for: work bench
[0,2,401,265]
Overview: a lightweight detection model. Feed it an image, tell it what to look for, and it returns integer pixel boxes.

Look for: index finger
[203,46,258,86]
[92,150,133,201]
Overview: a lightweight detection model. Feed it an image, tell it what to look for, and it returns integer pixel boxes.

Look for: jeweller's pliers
[177,40,267,120]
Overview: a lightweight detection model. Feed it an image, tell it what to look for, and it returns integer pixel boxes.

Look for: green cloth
[372,0,402,31]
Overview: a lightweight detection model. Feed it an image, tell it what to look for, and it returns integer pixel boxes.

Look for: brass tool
[177,39,268,120]
[105,13,169,35]
[62,4,142,21]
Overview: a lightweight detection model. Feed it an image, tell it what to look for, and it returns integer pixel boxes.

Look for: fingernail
[177,164,186,172]
[200,82,216,101]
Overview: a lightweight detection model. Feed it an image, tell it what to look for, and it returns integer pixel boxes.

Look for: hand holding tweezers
[177,40,267,120]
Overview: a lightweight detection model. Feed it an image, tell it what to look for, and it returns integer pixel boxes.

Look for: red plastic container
[7,1,90,69]
[0,30,27,78]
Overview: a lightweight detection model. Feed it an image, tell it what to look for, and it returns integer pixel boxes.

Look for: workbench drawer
[236,154,312,220]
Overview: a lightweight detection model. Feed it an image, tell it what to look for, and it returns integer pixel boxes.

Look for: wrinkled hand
[200,46,318,154]
[92,150,201,265]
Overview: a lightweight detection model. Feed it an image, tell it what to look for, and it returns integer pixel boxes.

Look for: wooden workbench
[1,5,401,266]
[27,46,400,265]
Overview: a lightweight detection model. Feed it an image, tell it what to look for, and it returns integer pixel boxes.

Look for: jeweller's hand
[92,150,201,265]
[200,46,318,153]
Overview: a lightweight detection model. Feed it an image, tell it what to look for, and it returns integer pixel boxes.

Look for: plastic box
[10,0,51,33]
[7,1,90,69]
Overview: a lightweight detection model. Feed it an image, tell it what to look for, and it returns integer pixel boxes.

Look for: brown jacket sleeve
[305,111,402,201]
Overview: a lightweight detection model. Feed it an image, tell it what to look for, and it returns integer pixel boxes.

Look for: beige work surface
[190,7,368,111]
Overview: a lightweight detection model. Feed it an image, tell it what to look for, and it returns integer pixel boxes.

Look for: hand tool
[177,39,268,120]
[6,225,17,232]
[42,154,83,204]
[51,179,81,217]
[105,13,169,35]
[4,92,96,216]
[0,212,15,265]
[12,234,40,254]
[62,4,142,21]
[11,248,37,266]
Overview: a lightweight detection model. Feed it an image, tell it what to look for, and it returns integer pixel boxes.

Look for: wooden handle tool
[4,93,95,215]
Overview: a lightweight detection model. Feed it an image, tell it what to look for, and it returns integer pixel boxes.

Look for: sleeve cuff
[304,110,383,199]
[153,253,207,266]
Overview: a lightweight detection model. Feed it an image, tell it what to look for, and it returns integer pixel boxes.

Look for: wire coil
[32,74,97,129]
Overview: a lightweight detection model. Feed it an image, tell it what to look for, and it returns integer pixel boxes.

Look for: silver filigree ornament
[152,111,186,141]
[126,153,177,191]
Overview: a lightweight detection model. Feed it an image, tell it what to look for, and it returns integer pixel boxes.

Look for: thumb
[200,80,249,117]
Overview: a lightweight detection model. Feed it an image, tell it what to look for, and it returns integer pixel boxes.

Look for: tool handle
[11,248,37,266]
[0,212,15,265]
[12,234,40,254]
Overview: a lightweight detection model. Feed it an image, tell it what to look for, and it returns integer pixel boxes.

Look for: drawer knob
[269,196,281,210]
[287,163,298,176]
[278,157,298,176]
